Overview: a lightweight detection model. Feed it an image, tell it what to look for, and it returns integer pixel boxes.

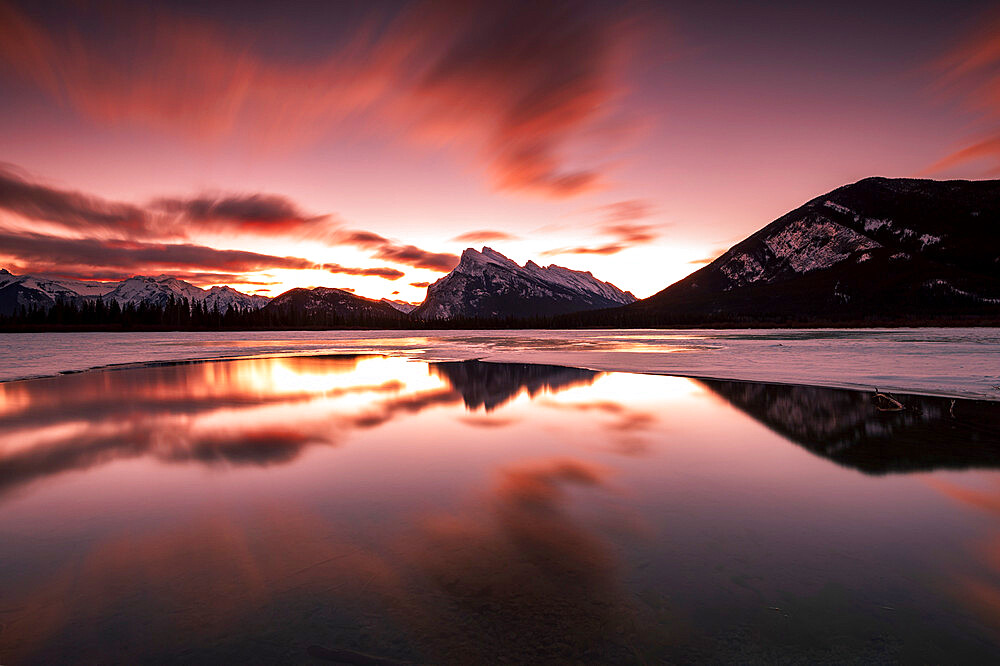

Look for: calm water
[1,355,1000,664]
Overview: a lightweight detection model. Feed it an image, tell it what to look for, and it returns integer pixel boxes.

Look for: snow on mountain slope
[202,285,271,312]
[0,269,269,314]
[380,298,418,314]
[0,269,120,315]
[104,276,268,310]
[615,176,1000,324]
[105,276,206,306]
[0,269,115,299]
[413,247,636,320]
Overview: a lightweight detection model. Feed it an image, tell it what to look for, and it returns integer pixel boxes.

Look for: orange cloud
[924,135,1000,176]
[688,246,730,265]
[451,229,520,243]
[594,199,656,223]
[543,198,661,256]
[925,15,1000,174]
[324,264,405,280]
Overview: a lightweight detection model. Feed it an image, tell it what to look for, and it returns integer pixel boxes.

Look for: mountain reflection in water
[698,379,1000,474]
[2,355,1000,663]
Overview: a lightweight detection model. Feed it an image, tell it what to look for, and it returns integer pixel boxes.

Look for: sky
[1,0,999,302]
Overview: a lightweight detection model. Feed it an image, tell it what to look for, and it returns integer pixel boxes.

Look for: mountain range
[3,176,998,326]
[0,270,268,316]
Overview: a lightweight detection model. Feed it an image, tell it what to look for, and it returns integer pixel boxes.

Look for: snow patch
[823,200,855,217]
[919,233,942,248]
[719,252,765,287]
[764,218,880,274]
[924,279,1000,304]
[863,217,891,233]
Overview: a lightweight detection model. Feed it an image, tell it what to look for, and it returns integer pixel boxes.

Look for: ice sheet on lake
[1,328,998,400]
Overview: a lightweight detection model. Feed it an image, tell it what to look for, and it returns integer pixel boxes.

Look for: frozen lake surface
[1,328,998,400]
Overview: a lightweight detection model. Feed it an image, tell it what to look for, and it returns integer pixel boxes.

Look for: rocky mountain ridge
[601,177,1000,325]
[413,247,636,320]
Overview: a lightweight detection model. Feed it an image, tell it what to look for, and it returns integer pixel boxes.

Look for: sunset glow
[1,0,997,300]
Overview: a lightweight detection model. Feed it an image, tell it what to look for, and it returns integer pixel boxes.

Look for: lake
[1,352,1000,663]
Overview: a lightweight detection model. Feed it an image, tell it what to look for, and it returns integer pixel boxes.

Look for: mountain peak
[263,285,407,323]
[618,176,1000,325]
[414,248,636,320]
[457,246,520,274]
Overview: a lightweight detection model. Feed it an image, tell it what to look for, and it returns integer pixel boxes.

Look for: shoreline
[3,342,999,404]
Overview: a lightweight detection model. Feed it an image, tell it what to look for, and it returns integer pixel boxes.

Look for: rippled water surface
[2,355,1000,663]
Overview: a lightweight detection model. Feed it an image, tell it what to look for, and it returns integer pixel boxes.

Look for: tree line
[2,295,994,332]
[0,296,413,331]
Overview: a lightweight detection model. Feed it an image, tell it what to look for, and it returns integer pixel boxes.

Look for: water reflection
[368,457,637,663]
[3,356,1000,663]
[430,361,599,411]
[0,358,604,499]
[699,379,1000,474]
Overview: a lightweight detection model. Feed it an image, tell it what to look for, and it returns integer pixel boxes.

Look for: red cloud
[150,194,330,234]
[543,198,660,256]
[0,230,318,274]
[0,165,331,239]
[11,267,278,288]
[600,223,658,244]
[0,163,436,280]
[0,1,642,198]
[338,230,390,247]
[0,163,149,236]
[336,229,459,272]
[372,244,459,272]
[324,264,405,280]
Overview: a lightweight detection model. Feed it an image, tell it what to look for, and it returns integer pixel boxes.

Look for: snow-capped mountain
[613,177,1000,324]
[263,287,407,324]
[0,268,113,298]
[380,298,418,314]
[412,247,636,320]
[102,275,268,310]
[201,285,271,312]
[0,269,268,315]
[104,275,209,307]
[0,269,116,315]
